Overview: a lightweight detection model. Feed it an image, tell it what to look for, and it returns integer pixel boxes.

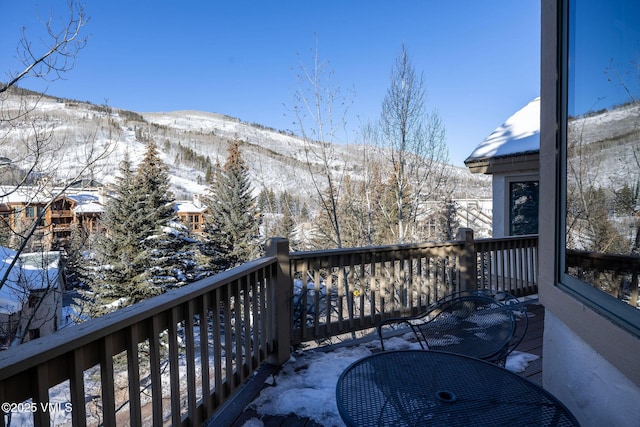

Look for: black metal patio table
[336,350,579,427]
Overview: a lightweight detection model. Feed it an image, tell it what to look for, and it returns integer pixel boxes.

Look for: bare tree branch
[1,1,89,94]
[291,40,351,248]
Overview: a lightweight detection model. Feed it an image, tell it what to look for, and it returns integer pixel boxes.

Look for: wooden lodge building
[0,185,207,251]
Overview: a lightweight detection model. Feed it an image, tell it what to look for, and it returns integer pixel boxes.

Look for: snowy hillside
[0,90,491,204]
[568,103,640,189]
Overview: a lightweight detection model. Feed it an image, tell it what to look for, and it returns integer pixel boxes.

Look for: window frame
[507,178,539,236]
[557,0,640,338]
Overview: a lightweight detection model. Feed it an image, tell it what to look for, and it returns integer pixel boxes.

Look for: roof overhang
[464,151,539,175]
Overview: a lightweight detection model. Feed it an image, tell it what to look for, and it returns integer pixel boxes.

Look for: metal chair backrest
[377,290,528,365]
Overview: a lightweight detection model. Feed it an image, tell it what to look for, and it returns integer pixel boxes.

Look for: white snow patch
[248,340,539,426]
[505,350,540,373]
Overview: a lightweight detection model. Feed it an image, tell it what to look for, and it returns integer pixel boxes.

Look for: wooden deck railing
[475,234,539,297]
[287,230,539,345]
[0,230,539,426]
[288,240,464,345]
[0,254,281,427]
[567,249,639,307]
[50,209,73,217]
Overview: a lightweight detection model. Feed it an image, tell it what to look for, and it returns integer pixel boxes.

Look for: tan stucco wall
[539,0,640,425]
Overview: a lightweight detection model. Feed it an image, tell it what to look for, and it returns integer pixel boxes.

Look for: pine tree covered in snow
[93,142,199,314]
[202,142,261,272]
[94,151,155,311]
[274,203,295,242]
[135,140,200,288]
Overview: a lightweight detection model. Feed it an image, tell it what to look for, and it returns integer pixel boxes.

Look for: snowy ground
[243,336,540,427]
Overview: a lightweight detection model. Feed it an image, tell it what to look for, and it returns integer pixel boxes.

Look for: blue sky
[569,0,640,115]
[1,1,540,167]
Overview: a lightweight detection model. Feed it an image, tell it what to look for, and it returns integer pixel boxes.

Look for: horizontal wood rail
[50,210,73,217]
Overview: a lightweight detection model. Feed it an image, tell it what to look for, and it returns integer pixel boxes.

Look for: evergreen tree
[202,142,261,271]
[274,200,295,241]
[95,152,157,313]
[257,188,277,213]
[300,202,310,221]
[436,199,460,241]
[135,140,199,288]
[204,157,213,183]
[94,141,199,314]
[135,139,175,236]
[614,182,637,216]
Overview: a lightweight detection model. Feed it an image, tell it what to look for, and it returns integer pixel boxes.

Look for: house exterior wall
[543,310,640,426]
[491,172,539,238]
[540,1,640,426]
[18,287,62,342]
[0,285,62,347]
[176,211,205,233]
[6,199,71,251]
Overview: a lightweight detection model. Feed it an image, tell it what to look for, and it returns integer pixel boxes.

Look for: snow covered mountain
[567,103,640,190]
[0,90,491,205]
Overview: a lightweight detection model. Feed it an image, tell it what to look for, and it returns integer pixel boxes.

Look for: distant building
[69,194,105,238]
[0,249,63,348]
[0,184,207,249]
[464,97,540,237]
[174,195,207,234]
[0,186,105,251]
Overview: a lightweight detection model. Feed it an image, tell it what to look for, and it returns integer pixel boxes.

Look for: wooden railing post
[456,228,476,292]
[266,237,292,365]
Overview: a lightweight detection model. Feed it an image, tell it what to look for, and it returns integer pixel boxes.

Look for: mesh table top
[336,350,579,427]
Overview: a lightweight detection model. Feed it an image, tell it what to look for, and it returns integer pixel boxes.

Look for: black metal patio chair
[376,289,528,366]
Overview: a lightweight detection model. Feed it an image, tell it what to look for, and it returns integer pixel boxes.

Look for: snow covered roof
[74,201,104,214]
[465,97,540,164]
[67,194,103,214]
[0,248,62,314]
[174,201,206,213]
[67,194,99,204]
[0,187,51,204]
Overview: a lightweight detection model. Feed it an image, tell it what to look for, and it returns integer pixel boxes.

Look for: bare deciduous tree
[0,2,118,345]
[378,44,450,243]
[291,41,351,249]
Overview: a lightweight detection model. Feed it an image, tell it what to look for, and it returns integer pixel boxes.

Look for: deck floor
[225,302,545,427]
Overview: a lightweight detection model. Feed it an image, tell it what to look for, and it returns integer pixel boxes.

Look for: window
[37,206,46,227]
[560,0,640,336]
[509,181,539,235]
[24,206,45,226]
